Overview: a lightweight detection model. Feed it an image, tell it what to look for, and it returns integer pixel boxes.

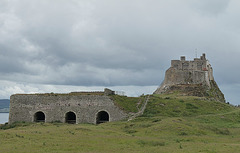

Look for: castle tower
[154,53,225,102]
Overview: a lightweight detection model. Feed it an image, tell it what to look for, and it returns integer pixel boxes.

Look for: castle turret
[154,53,225,102]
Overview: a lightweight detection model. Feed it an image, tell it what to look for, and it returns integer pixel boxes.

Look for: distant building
[9,88,128,124]
[154,53,225,102]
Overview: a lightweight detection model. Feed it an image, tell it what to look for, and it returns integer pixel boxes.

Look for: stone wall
[164,67,208,85]
[171,53,209,72]
[9,93,128,124]
[155,66,211,94]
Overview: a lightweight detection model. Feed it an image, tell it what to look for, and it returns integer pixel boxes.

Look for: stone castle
[9,53,225,124]
[154,53,225,102]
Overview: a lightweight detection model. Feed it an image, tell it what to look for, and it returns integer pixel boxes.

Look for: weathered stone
[9,89,128,124]
[154,53,225,102]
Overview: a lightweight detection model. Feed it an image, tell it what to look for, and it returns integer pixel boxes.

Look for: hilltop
[1,94,240,153]
[154,53,225,102]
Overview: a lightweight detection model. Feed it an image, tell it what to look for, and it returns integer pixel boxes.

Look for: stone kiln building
[9,89,128,124]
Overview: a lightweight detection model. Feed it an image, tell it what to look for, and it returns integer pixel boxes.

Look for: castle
[154,53,225,102]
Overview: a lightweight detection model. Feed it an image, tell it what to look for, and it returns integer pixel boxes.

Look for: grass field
[1,94,240,153]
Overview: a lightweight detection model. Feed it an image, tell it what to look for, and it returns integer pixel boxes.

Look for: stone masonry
[154,53,214,94]
[154,53,225,102]
[9,89,128,124]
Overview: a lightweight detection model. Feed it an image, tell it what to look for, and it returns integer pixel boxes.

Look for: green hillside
[143,93,234,117]
[1,94,240,153]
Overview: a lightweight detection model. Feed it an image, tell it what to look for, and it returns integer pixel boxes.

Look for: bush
[137,140,165,147]
[152,118,162,123]
[186,103,198,109]
[179,132,188,136]
[179,100,184,103]
[0,122,32,130]
[125,129,137,134]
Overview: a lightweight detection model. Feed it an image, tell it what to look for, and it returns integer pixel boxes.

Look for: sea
[0,113,9,124]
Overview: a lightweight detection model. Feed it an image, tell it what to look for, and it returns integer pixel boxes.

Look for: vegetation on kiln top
[111,95,144,113]
[14,91,105,96]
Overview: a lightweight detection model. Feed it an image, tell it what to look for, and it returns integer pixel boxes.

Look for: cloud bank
[0,0,239,104]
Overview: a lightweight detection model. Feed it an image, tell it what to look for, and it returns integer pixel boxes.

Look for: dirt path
[128,95,150,121]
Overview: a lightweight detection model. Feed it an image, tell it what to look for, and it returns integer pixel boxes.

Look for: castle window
[65,111,76,124]
[96,111,109,124]
[34,111,45,122]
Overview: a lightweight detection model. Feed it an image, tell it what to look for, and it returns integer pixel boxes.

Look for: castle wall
[171,59,207,71]
[155,53,213,94]
[163,67,208,86]
[9,94,128,124]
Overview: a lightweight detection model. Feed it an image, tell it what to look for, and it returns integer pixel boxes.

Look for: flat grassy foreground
[1,94,240,153]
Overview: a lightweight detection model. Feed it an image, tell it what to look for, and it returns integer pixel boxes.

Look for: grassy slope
[143,93,234,117]
[111,95,143,113]
[1,94,240,153]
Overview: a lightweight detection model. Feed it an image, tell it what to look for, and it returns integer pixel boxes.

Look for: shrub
[186,103,198,109]
[125,129,137,134]
[152,118,162,123]
[137,140,165,147]
[179,132,188,136]
[0,122,32,130]
[179,100,184,103]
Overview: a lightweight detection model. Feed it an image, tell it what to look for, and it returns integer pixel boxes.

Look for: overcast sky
[0,0,240,104]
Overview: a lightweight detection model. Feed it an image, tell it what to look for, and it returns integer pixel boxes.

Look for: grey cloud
[190,0,230,15]
[0,0,239,103]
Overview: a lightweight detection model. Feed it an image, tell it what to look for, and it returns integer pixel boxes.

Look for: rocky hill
[154,53,225,102]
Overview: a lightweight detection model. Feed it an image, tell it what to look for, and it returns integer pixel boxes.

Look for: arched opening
[65,111,76,124]
[34,111,45,122]
[96,111,109,124]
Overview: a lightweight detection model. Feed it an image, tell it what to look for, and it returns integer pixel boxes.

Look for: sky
[0,0,240,105]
